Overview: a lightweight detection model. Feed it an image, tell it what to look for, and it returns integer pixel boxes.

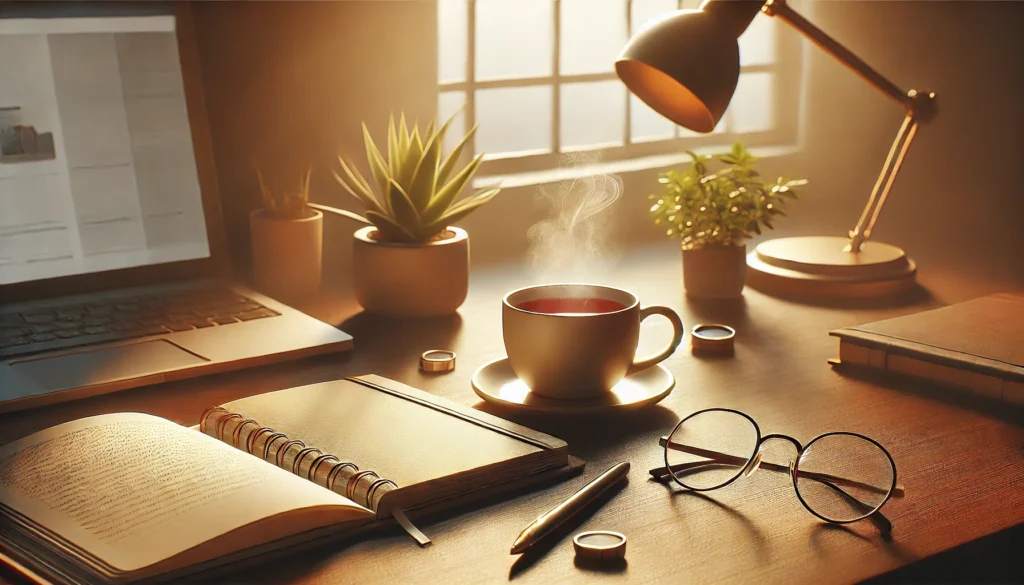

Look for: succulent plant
[334,113,500,243]
[257,169,313,220]
[649,142,807,250]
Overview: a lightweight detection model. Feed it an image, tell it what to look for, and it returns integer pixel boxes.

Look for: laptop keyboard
[0,288,279,359]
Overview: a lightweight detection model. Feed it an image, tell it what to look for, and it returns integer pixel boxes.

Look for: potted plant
[334,113,500,317]
[649,143,807,298]
[250,169,323,299]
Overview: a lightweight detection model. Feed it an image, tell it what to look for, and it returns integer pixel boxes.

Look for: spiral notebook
[0,376,576,585]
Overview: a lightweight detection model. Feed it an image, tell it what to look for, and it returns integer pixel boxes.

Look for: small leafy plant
[334,113,500,243]
[649,142,807,250]
[258,169,313,220]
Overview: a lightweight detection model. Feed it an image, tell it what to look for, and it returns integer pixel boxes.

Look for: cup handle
[628,305,684,376]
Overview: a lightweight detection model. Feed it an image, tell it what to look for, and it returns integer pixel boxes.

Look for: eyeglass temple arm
[649,460,733,481]
[650,459,894,535]
[656,437,905,497]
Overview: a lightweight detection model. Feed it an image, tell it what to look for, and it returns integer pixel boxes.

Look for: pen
[510,461,630,555]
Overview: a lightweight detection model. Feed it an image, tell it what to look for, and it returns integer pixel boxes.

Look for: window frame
[438,0,803,177]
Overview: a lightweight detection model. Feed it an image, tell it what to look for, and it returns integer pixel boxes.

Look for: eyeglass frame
[650,408,903,534]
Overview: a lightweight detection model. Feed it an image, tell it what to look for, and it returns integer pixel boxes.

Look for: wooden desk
[2,247,1021,584]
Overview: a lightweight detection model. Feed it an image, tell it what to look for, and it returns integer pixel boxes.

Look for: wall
[195,1,1023,285]
[192,0,437,278]
[791,0,1024,282]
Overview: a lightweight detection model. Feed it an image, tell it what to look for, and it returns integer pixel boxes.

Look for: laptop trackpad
[12,340,208,390]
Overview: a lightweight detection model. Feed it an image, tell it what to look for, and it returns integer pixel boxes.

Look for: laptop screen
[0,13,210,286]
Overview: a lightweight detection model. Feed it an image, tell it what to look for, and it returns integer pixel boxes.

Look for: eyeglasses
[650,408,903,534]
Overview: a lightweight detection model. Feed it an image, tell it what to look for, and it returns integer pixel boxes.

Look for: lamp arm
[762,0,936,252]
[763,0,912,112]
[848,113,919,251]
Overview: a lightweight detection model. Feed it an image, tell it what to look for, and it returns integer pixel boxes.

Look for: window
[437,0,801,177]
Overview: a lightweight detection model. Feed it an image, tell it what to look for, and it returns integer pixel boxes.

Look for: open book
[0,376,574,584]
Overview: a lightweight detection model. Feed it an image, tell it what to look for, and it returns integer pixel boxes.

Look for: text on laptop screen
[0,15,209,285]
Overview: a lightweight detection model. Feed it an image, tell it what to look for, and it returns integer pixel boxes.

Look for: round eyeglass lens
[794,433,895,522]
[666,410,758,490]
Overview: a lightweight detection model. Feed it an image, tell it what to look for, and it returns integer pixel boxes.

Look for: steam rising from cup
[527,154,623,282]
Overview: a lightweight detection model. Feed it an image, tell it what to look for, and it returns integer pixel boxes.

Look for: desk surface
[2,247,1022,584]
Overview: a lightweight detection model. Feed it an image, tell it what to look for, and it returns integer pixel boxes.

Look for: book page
[0,413,371,574]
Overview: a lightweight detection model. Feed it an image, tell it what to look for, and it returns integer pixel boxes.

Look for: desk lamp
[616,0,936,298]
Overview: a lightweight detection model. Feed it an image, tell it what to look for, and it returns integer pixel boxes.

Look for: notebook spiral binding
[199,406,398,512]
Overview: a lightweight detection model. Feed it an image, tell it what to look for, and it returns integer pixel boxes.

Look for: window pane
[631,0,678,35]
[476,85,552,155]
[731,72,774,133]
[438,0,467,83]
[739,14,776,66]
[560,0,626,75]
[476,0,553,81]
[438,91,467,155]
[560,81,625,150]
[630,94,674,142]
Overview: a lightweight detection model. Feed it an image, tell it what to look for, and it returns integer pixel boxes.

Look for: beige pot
[682,244,747,298]
[353,226,469,317]
[250,209,322,299]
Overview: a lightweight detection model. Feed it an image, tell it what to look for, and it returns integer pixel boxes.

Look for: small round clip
[573,531,627,561]
[690,324,736,354]
[420,349,456,373]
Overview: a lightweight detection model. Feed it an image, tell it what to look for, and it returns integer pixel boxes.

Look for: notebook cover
[830,293,1024,381]
[218,376,566,490]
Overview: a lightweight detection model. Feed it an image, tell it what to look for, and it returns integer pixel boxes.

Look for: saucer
[471,358,675,414]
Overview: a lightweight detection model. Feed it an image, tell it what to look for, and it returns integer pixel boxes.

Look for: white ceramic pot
[250,209,323,299]
[682,244,747,299]
[353,226,469,317]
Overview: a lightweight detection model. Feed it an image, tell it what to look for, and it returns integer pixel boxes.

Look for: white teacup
[502,283,684,400]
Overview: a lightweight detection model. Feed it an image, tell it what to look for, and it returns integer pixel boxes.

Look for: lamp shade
[615,9,745,133]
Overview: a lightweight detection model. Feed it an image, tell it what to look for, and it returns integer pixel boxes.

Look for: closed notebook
[830,293,1024,405]
[0,375,576,585]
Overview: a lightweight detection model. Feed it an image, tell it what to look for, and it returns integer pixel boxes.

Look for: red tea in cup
[515,298,627,315]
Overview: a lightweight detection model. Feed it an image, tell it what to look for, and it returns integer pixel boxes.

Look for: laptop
[0,4,352,413]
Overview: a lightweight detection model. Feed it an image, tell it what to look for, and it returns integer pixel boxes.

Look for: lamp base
[746,236,916,299]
